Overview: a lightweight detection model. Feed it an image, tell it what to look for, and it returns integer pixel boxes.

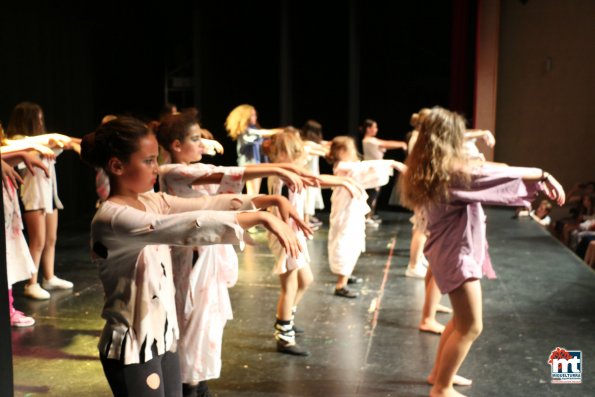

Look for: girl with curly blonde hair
[225,104,281,195]
[400,106,565,397]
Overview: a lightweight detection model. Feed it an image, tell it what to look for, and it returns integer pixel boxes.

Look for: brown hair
[327,136,358,164]
[7,102,45,137]
[399,107,470,209]
[263,129,305,163]
[81,116,154,171]
[155,111,200,152]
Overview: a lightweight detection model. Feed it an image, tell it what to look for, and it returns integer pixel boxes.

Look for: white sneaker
[24,283,51,300]
[42,276,74,290]
[405,265,427,279]
[365,219,380,228]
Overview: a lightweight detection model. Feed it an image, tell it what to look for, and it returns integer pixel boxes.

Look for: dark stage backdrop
[0,0,476,223]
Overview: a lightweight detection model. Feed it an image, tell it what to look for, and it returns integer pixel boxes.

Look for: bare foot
[419,318,445,334]
[427,374,472,386]
[429,386,467,397]
[436,304,453,313]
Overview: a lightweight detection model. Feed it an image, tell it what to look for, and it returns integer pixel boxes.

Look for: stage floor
[10,208,595,396]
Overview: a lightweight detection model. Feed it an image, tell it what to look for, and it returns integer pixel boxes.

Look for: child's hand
[482,130,496,148]
[201,138,224,156]
[22,152,50,178]
[1,159,23,187]
[261,212,303,258]
[392,161,407,173]
[273,195,313,238]
[277,168,304,193]
[250,195,312,238]
[543,174,565,206]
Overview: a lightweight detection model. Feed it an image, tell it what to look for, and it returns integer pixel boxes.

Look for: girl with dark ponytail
[82,116,307,397]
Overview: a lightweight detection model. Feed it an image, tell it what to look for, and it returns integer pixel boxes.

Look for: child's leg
[41,210,58,280]
[419,268,446,334]
[277,270,298,321]
[294,265,313,307]
[275,270,308,355]
[100,350,182,397]
[430,279,482,397]
[335,274,349,290]
[246,178,261,195]
[40,210,72,289]
[22,210,46,285]
[406,228,428,278]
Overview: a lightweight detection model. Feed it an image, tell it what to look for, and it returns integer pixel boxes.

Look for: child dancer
[225,104,282,195]
[399,107,564,397]
[360,119,408,225]
[300,120,329,228]
[155,112,313,394]
[81,116,304,397]
[327,136,405,298]
[7,102,81,300]
[264,130,363,353]
[1,125,52,327]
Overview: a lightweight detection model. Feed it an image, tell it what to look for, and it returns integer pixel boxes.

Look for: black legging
[101,349,182,397]
[366,187,381,216]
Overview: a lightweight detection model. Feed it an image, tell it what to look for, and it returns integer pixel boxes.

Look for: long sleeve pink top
[424,165,544,294]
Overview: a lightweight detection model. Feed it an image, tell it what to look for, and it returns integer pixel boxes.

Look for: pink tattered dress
[424,165,544,294]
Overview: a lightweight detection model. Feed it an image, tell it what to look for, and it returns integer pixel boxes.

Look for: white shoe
[24,283,51,300]
[365,219,380,228]
[42,276,74,290]
[405,265,427,279]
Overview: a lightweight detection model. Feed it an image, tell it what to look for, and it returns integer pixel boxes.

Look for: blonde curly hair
[225,104,255,140]
[399,107,470,209]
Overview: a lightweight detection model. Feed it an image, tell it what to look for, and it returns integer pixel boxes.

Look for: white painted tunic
[91,192,251,365]
[328,160,394,276]
[159,163,247,383]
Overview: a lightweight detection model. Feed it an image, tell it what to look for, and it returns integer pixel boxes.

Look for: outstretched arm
[376,138,407,151]
[237,211,303,259]
[251,195,313,238]
[317,174,364,199]
[465,129,495,148]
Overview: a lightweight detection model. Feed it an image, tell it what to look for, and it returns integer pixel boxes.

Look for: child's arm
[375,138,408,151]
[1,150,50,178]
[248,127,283,138]
[2,140,57,160]
[465,129,495,148]
[245,163,321,189]
[251,195,313,238]
[520,170,565,206]
[317,174,364,199]
[237,211,303,259]
[169,163,307,193]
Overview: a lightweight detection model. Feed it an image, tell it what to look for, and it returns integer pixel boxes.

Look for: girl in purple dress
[400,107,565,397]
